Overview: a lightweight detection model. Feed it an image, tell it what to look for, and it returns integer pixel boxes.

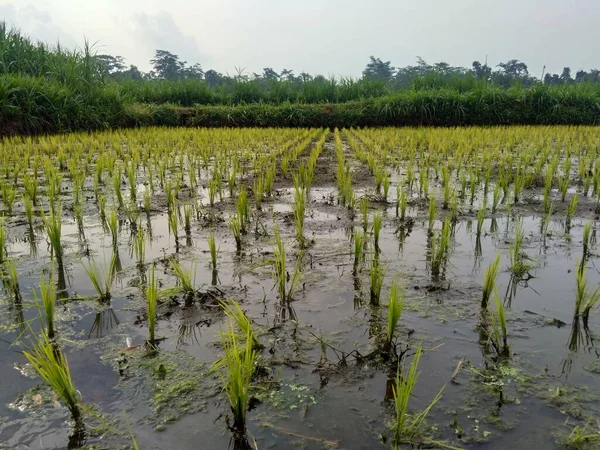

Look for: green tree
[363,56,394,80]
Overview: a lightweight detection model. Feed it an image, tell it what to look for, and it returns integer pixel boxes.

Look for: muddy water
[1,180,599,449]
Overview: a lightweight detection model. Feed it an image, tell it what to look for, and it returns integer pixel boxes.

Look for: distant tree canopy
[90,45,600,91]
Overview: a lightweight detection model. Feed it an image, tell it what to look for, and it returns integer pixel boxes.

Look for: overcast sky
[1,0,599,77]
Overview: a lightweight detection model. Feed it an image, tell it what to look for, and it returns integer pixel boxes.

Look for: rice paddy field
[1,125,600,450]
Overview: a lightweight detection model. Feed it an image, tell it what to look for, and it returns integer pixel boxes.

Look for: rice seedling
[392,341,446,449]
[3,258,21,301]
[360,197,369,231]
[469,174,477,206]
[430,218,451,280]
[133,224,146,266]
[112,167,124,208]
[144,187,151,214]
[565,194,578,231]
[385,281,404,356]
[0,217,5,264]
[271,226,302,302]
[488,289,510,357]
[482,254,501,308]
[353,228,366,275]
[427,196,436,235]
[23,172,39,205]
[168,210,179,244]
[170,257,197,296]
[126,161,137,202]
[42,206,64,271]
[182,204,193,235]
[492,183,502,213]
[82,253,118,303]
[582,221,593,263]
[236,187,249,233]
[23,332,83,426]
[107,207,119,250]
[254,175,264,209]
[476,206,486,237]
[293,179,306,246]
[576,264,600,328]
[218,323,256,438]
[33,273,56,339]
[146,265,158,348]
[510,221,531,278]
[219,298,261,349]
[1,182,16,214]
[369,250,385,305]
[208,179,219,207]
[208,231,218,269]
[22,193,34,229]
[372,211,382,253]
[230,214,243,252]
[382,173,391,202]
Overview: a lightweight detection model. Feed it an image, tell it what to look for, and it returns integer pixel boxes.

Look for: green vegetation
[146,265,158,347]
[482,255,501,309]
[23,332,82,424]
[392,341,447,449]
[2,25,600,135]
[82,254,118,303]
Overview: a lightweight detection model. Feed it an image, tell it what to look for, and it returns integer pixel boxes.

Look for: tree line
[97,50,600,89]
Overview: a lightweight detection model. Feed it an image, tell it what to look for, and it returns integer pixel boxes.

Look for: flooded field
[0,126,599,449]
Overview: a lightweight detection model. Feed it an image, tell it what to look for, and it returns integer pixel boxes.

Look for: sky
[1,0,599,78]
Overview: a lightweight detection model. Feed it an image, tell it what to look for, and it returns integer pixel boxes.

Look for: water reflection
[88,308,120,338]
